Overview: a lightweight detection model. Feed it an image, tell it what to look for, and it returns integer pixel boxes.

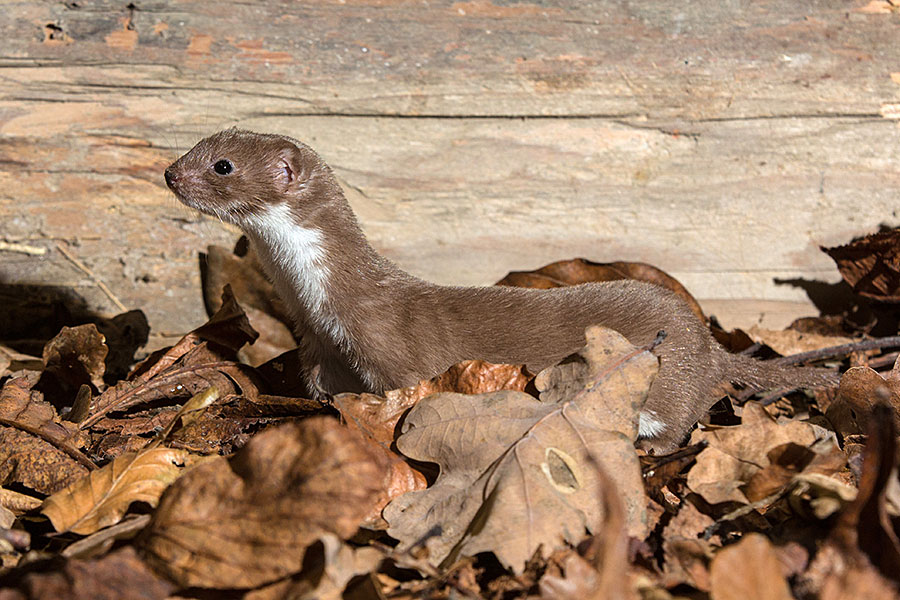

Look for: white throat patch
[242,203,347,344]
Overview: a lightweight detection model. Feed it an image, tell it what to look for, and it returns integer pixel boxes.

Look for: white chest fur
[243,203,349,346]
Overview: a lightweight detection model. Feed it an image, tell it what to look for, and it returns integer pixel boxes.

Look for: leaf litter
[1,240,900,598]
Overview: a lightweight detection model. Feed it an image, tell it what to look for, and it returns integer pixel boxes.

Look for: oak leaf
[384,326,653,573]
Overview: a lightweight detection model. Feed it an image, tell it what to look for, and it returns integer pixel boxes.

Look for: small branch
[56,243,128,312]
[0,241,46,255]
[773,335,900,366]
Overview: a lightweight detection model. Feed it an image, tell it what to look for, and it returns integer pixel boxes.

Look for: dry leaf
[203,243,295,366]
[686,403,822,505]
[741,441,846,503]
[0,377,93,494]
[801,404,900,596]
[823,229,900,301]
[709,534,792,600]
[41,447,193,535]
[141,417,390,589]
[336,359,533,446]
[384,326,653,573]
[826,364,900,438]
[81,286,261,431]
[0,546,174,600]
[0,487,42,514]
[537,463,637,600]
[745,325,852,357]
[662,538,714,591]
[0,345,42,377]
[246,534,385,600]
[38,323,108,400]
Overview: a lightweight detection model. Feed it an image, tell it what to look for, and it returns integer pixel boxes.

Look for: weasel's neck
[243,201,397,348]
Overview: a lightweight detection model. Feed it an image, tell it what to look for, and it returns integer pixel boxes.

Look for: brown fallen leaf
[37,324,108,404]
[709,533,792,600]
[0,377,93,494]
[245,534,385,600]
[641,443,706,500]
[831,403,900,582]
[537,463,638,600]
[686,402,824,505]
[336,359,533,447]
[41,447,195,535]
[203,243,296,366]
[0,345,42,377]
[741,440,846,503]
[826,361,900,438]
[0,487,42,515]
[801,403,900,597]
[823,229,900,301]
[745,325,852,357]
[81,285,261,431]
[496,258,706,324]
[141,416,390,589]
[0,546,174,600]
[384,326,654,573]
[662,537,714,591]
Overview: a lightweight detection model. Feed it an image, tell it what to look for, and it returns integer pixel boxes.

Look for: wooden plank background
[1,0,899,349]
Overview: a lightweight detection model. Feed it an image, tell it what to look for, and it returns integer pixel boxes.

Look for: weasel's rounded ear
[275,147,308,191]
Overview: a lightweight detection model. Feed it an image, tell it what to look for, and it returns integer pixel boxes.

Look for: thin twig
[773,335,900,366]
[0,241,46,255]
[56,243,128,312]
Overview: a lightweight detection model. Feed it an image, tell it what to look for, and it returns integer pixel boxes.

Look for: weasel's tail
[724,352,840,392]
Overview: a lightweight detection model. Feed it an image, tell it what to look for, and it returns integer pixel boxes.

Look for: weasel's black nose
[164,168,177,188]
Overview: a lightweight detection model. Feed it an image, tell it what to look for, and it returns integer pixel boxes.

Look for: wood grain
[1,1,898,342]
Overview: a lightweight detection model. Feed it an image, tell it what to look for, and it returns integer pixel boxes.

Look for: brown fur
[165,129,836,452]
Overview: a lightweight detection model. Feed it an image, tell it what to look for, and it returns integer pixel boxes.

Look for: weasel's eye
[213,159,233,175]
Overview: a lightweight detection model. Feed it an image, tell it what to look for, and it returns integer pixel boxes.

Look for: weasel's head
[164,128,331,228]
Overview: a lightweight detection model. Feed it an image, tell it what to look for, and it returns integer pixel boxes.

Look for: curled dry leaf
[831,404,900,582]
[384,326,654,574]
[0,487,42,514]
[203,244,295,366]
[41,447,194,535]
[826,362,900,438]
[141,417,391,589]
[39,323,108,399]
[496,258,706,324]
[741,440,846,504]
[686,402,826,505]
[822,229,900,301]
[0,377,93,494]
[709,534,792,600]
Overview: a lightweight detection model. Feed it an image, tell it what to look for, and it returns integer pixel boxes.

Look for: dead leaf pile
[0,245,899,599]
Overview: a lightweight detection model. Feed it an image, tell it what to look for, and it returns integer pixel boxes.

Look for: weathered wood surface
[1,0,899,346]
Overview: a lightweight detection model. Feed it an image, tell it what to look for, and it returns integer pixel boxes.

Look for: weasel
[165,129,836,452]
